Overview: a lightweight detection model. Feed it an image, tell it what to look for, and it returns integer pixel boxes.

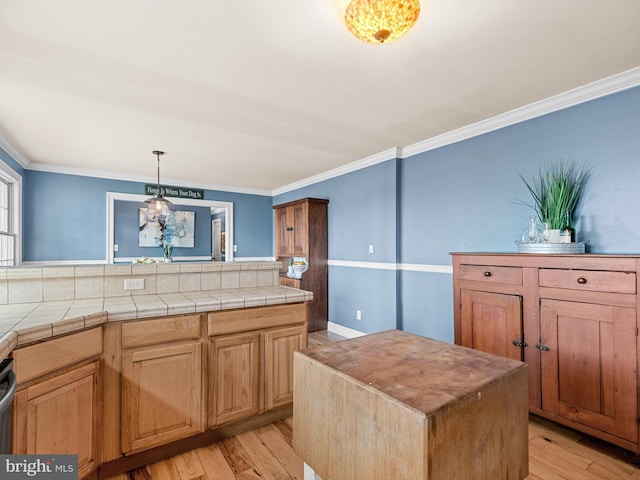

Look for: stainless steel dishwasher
[0,358,16,453]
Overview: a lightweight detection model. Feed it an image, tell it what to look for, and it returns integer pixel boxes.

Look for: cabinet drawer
[208,304,307,336]
[539,269,636,294]
[13,327,102,384]
[122,314,201,349]
[279,276,300,288]
[459,265,522,285]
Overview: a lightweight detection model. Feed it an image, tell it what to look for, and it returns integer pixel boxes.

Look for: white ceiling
[1,0,639,194]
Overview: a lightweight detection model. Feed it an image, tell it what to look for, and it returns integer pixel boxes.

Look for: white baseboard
[327,321,366,338]
[304,463,323,480]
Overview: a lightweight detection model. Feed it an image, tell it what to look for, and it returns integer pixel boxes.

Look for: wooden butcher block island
[293,330,529,480]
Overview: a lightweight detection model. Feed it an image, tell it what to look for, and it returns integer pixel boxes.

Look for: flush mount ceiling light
[145,150,172,220]
[344,0,420,44]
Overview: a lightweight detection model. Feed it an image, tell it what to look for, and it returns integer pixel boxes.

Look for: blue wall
[275,85,640,342]
[23,171,273,262]
[275,160,401,333]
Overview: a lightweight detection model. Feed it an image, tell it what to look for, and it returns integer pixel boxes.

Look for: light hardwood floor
[110,331,640,480]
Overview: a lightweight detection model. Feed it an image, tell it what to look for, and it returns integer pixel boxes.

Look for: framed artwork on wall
[139,209,195,248]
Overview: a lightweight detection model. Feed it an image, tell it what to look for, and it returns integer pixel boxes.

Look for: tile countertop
[0,285,313,362]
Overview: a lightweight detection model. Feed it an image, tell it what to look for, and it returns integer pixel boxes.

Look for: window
[0,161,20,266]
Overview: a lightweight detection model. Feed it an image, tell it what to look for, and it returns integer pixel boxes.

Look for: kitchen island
[0,261,311,479]
[293,330,529,480]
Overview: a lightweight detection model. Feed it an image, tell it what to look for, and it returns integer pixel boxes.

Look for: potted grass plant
[518,160,591,242]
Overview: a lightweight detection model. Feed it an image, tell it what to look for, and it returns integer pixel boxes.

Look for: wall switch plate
[233,245,238,252]
[113,244,119,252]
[368,244,374,254]
[124,278,144,290]
[356,309,362,321]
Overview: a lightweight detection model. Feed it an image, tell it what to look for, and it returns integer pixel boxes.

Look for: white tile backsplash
[0,262,282,305]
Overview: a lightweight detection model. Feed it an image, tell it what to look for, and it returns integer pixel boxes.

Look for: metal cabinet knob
[484,271,492,277]
[577,277,587,284]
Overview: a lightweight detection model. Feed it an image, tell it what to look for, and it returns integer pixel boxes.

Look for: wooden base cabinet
[13,361,100,479]
[209,324,308,427]
[10,304,308,478]
[121,342,203,453]
[452,253,640,453]
[209,332,261,426]
[120,314,204,454]
[11,327,103,479]
[208,304,309,427]
[265,324,307,410]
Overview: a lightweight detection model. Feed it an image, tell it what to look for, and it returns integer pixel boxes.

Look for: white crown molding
[0,131,31,168]
[274,67,640,193]
[271,147,399,196]
[400,67,640,159]
[27,162,273,197]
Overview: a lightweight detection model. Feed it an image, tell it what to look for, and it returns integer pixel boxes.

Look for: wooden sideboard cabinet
[452,253,640,453]
[274,198,328,332]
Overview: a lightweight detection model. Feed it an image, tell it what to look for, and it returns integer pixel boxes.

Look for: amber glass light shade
[344,0,420,44]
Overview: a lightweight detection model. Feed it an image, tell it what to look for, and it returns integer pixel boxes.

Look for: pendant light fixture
[145,150,172,220]
[344,0,420,44]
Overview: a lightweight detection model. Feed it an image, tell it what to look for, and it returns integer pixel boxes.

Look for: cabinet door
[13,362,99,479]
[275,206,293,257]
[264,325,308,410]
[121,342,203,453]
[461,289,524,361]
[291,202,308,257]
[540,299,637,443]
[209,332,261,426]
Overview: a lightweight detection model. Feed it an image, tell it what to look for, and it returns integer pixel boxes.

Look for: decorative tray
[515,241,587,254]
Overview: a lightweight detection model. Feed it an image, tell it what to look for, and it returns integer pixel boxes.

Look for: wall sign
[145,184,204,200]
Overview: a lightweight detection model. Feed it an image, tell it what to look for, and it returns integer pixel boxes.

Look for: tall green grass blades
[518,161,591,229]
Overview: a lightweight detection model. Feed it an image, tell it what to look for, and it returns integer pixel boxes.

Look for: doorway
[212,218,223,261]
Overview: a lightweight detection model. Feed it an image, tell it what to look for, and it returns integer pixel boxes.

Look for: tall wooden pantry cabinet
[451,253,640,454]
[274,198,328,332]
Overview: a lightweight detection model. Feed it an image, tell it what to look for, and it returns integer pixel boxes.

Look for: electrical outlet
[368,244,374,254]
[124,278,144,290]
[356,309,362,321]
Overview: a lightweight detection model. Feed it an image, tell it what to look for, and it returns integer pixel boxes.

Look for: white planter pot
[543,229,562,243]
